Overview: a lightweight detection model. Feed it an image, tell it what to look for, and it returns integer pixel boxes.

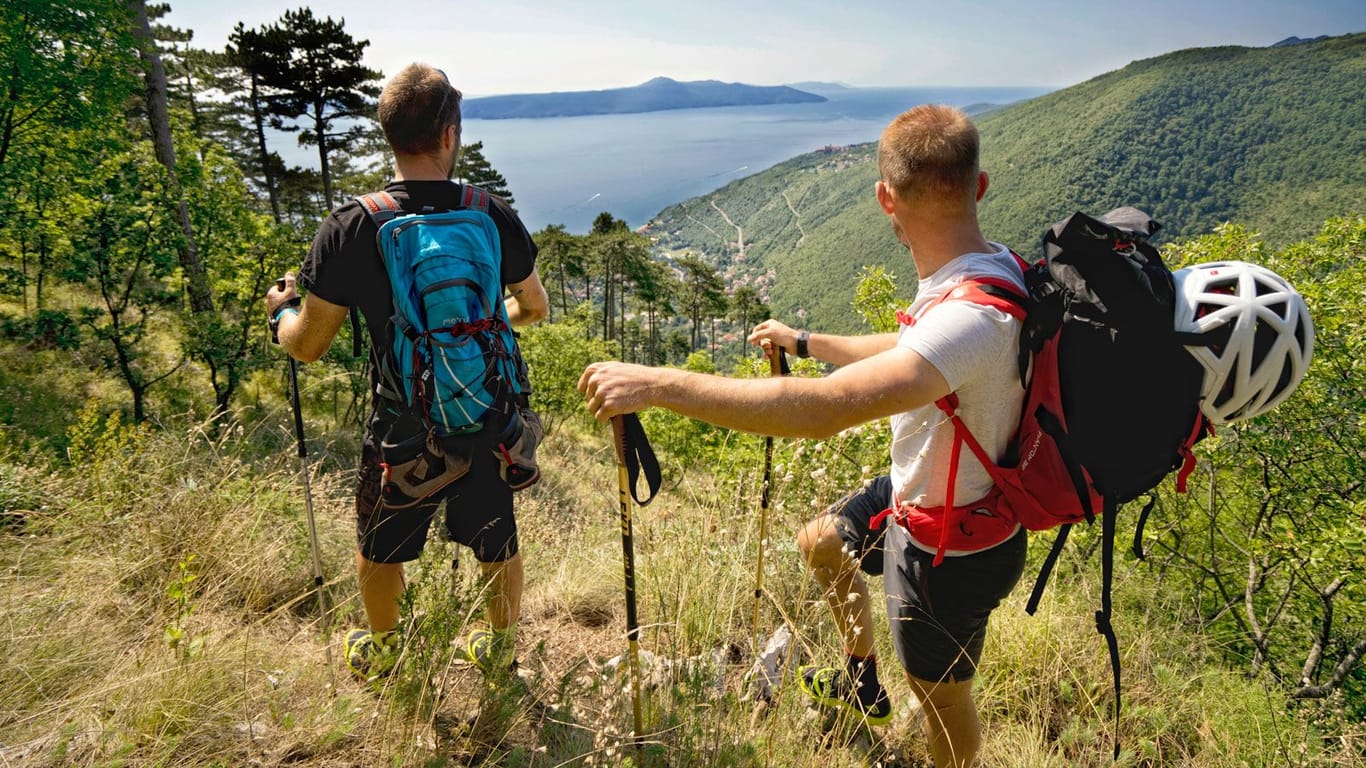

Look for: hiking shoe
[345,628,398,682]
[798,665,894,726]
[463,628,517,674]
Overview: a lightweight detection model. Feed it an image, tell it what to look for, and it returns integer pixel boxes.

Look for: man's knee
[907,673,975,713]
[479,551,523,577]
[797,515,843,562]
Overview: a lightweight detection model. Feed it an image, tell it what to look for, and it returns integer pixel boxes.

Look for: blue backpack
[356,185,529,444]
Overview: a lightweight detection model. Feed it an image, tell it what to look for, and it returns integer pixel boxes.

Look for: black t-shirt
[299,180,538,396]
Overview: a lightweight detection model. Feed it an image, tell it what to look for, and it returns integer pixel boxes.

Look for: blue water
[463,86,1051,234]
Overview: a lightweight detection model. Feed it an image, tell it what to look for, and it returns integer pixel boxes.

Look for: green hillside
[648,33,1366,334]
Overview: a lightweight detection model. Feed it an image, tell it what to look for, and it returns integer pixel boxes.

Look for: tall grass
[1,405,1361,767]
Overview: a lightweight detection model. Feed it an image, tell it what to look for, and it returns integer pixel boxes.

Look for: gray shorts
[829,476,1028,682]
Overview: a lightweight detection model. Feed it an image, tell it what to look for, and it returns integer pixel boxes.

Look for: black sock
[845,652,886,706]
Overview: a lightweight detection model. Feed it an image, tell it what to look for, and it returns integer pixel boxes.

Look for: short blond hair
[378,63,461,156]
[877,105,979,202]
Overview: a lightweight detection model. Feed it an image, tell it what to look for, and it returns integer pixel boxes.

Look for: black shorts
[356,439,517,565]
[828,475,1027,683]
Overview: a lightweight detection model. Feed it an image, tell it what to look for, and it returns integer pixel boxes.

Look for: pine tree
[457,141,514,203]
[256,9,382,211]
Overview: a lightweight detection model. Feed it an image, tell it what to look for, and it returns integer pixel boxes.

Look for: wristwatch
[796,329,811,359]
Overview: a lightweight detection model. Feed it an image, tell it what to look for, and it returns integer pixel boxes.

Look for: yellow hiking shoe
[797,664,893,726]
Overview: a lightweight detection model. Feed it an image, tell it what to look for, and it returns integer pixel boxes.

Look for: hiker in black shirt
[265,63,549,682]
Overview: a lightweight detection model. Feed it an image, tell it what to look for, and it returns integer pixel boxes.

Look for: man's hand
[747,319,798,357]
[578,361,661,423]
[265,273,302,344]
[265,272,301,320]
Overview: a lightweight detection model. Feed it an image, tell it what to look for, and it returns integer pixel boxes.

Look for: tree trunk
[584,276,592,339]
[557,264,568,317]
[601,254,613,343]
[131,386,146,423]
[0,52,19,172]
[248,73,282,223]
[128,0,214,314]
[313,101,333,209]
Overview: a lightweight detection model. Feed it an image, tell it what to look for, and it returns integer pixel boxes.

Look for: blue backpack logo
[356,185,527,441]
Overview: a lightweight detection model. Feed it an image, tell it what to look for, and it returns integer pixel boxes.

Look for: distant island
[463,77,827,119]
[784,81,855,95]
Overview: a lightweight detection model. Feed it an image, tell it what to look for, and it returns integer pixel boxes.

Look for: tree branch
[1297,577,1345,688]
[1292,634,1366,700]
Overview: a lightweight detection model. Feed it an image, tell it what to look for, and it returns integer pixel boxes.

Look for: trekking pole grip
[270,278,286,345]
[768,344,789,377]
[611,414,629,468]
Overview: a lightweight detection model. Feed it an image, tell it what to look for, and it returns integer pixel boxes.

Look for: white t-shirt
[889,244,1026,515]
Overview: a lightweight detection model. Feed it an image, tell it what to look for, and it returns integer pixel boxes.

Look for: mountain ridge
[463,77,826,119]
[647,33,1366,335]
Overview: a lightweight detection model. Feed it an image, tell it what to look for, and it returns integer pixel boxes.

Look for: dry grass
[1,412,1361,767]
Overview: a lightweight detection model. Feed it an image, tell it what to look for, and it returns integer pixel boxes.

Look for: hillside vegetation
[649,34,1366,334]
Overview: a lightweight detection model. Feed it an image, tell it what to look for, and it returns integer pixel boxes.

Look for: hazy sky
[164,0,1365,95]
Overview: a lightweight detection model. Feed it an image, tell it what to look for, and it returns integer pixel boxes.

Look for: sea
[463,85,1052,234]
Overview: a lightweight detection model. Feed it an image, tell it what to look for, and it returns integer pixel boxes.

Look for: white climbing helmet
[1173,261,1314,424]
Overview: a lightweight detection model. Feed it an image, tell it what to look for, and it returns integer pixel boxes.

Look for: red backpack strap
[928,393,1019,565]
[356,191,403,225]
[1175,414,1212,492]
[898,273,1028,328]
[459,183,490,213]
[943,279,1027,321]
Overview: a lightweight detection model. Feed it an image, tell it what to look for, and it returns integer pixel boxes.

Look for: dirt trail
[782,190,806,249]
[710,200,745,259]
[687,213,729,250]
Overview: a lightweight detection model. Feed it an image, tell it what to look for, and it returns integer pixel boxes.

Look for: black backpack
[1015,207,1213,758]
[870,208,1214,756]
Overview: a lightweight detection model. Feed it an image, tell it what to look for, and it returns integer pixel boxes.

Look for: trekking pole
[274,278,333,675]
[612,415,645,756]
[752,342,790,651]
[609,414,661,758]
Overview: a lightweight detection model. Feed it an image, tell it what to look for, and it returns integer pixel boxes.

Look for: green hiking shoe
[463,628,517,674]
[798,664,894,726]
[345,628,398,682]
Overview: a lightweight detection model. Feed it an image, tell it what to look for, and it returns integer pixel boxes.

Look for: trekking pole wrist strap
[269,301,300,343]
[611,413,662,506]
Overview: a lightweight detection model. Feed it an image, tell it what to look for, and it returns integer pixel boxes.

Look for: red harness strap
[873,276,1027,565]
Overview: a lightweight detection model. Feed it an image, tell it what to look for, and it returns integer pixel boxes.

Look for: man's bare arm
[747,319,897,366]
[267,273,348,363]
[504,270,549,327]
[579,345,949,439]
